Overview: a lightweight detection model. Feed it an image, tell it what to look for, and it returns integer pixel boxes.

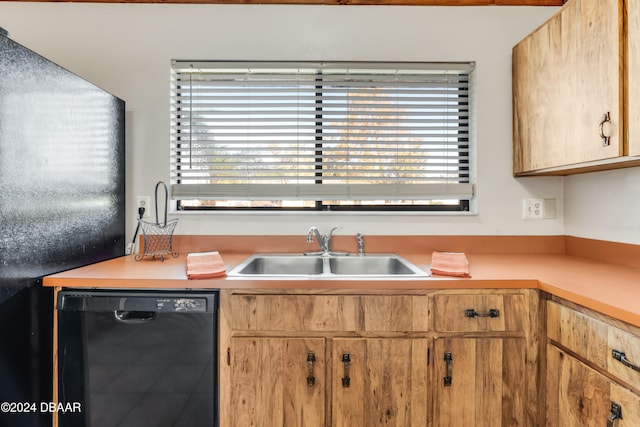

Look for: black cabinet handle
[464,308,500,318]
[306,352,316,387]
[341,353,351,388]
[607,401,622,427]
[612,349,640,372]
[444,351,452,387]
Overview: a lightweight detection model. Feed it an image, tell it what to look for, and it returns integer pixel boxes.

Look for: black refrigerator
[0,29,126,427]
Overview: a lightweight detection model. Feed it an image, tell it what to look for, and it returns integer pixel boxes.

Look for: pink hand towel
[430,251,471,277]
[186,251,227,279]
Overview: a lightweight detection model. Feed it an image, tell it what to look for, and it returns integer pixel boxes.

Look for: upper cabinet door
[628,0,640,156]
[513,0,623,174]
[563,0,622,163]
[513,9,565,173]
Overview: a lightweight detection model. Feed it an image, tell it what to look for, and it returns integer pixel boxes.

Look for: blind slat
[172,183,474,201]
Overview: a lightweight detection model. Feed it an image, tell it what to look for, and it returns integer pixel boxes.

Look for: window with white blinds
[170,61,474,210]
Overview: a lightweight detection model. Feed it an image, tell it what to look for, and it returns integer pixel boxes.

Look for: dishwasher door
[57,290,218,427]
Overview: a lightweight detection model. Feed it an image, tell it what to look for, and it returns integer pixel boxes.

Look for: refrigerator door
[0,32,125,427]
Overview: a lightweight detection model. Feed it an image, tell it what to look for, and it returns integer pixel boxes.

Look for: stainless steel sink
[328,255,425,276]
[230,254,324,276]
[228,253,429,279]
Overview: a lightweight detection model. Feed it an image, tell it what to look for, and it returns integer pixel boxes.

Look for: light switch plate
[543,198,556,219]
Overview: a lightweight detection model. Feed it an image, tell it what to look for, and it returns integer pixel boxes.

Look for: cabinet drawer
[547,301,640,392]
[226,294,429,333]
[547,345,640,427]
[433,293,525,332]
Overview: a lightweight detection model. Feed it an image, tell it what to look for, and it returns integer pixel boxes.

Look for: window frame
[170,60,474,212]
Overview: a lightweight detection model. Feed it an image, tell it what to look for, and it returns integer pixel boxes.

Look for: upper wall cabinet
[629,0,640,157]
[512,0,640,175]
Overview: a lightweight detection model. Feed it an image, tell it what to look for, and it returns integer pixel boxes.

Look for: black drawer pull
[607,401,622,427]
[306,352,316,387]
[443,351,453,386]
[464,308,500,318]
[612,349,640,372]
[341,353,351,388]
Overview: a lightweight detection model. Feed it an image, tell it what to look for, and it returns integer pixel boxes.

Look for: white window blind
[170,61,474,209]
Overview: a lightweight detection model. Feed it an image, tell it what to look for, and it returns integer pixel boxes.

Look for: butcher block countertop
[44,235,640,328]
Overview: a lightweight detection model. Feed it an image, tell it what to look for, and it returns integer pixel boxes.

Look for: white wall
[0,3,562,239]
[564,169,640,245]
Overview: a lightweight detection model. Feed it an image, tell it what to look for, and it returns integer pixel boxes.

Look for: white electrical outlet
[523,198,544,220]
[136,196,151,218]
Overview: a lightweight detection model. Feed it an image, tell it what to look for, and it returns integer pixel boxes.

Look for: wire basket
[135,218,179,261]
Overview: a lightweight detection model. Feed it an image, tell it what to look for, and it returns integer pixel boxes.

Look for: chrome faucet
[325,226,338,253]
[307,226,338,255]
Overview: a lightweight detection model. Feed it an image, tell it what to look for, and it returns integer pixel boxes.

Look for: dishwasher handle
[114,310,157,324]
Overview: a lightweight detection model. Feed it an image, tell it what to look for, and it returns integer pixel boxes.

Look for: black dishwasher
[57,290,218,427]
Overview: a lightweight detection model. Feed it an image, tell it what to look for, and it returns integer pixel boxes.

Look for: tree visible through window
[170,61,474,211]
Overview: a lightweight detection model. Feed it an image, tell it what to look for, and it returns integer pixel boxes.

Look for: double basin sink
[228,253,429,279]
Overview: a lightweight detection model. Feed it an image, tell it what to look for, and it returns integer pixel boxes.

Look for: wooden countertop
[43,243,640,328]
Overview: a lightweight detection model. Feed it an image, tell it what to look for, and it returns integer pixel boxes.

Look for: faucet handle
[323,226,339,241]
[307,226,318,243]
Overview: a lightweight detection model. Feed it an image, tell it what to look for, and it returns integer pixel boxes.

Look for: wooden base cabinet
[219,289,540,426]
[431,289,537,427]
[228,337,326,427]
[546,300,640,426]
[220,292,433,427]
[331,338,429,427]
[227,336,429,427]
[546,346,640,427]
[433,338,526,427]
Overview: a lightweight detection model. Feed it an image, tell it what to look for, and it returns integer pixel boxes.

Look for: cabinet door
[629,0,640,156]
[561,0,622,164]
[546,345,640,427]
[433,337,526,426]
[229,337,325,427]
[513,9,564,173]
[513,0,622,173]
[331,338,429,427]
[547,301,640,393]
